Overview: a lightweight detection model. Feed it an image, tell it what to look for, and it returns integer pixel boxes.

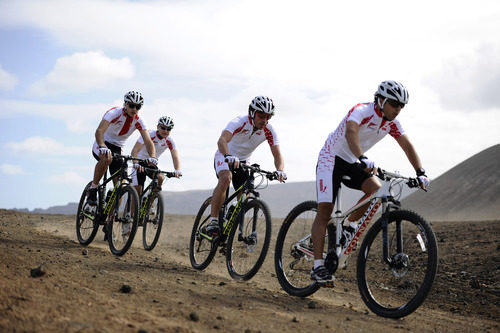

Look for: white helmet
[248,96,275,118]
[158,116,174,129]
[375,81,409,104]
[124,91,144,105]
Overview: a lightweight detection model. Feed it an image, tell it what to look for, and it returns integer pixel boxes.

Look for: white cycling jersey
[317,102,405,172]
[221,115,279,161]
[97,107,146,148]
[136,130,176,159]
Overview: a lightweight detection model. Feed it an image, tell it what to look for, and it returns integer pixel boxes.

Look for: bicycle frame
[329,172,409,269]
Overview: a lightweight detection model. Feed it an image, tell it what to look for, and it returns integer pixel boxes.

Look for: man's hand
[147,157,158,166]
[416,168,430,189]
[359,155,375,169]
[224,154,240,169]
[275,170,287,183]
[174,170,182,178]
[98,146,111,157]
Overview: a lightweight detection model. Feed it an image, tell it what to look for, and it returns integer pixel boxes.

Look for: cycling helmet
[375,80,409,104]
[158,116,174,129]
[248,96,275,118]
[124,91,144,105]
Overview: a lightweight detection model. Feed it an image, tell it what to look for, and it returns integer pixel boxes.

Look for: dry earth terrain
[0,209,499,333]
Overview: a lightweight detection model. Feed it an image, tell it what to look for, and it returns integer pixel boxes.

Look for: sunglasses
[256,112,273,120]
[386,99,405,109]
[127,102,142,110]
[159,125,172,131]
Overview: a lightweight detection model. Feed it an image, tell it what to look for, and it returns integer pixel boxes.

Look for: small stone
[82,249,88,256]
[30,265,46,278]
[307,301,317,309]
[189,312,199,322]
[120,284,132,293]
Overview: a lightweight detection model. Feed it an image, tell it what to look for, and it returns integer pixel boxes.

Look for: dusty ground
[0,209,498,333]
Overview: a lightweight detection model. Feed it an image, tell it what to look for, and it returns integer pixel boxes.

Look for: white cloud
[427,43,500,111]
[29,50,134,95]
[0,64,18,91]
[5,136,88,156]
[0,163,25,175]
[46,171,87,185]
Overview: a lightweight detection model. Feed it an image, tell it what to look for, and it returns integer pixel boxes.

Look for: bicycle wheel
[357,209,438,318]
[274,200,331,297]
[107,184,140,256]
[142,191,164,251]
[226,198,272,280]
[189,197,218,270]
[76,181,99,245]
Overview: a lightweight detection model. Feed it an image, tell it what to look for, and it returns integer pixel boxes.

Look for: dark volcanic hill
[403,144,500,221]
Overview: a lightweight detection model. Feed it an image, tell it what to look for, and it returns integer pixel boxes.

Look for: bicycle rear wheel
[143,191,164,251]
[107,184,140,256]
[357,210,438,318]
[274,200,329,297]
[76,181,99,245]
[189,197,218,270]
[226,199,272,280]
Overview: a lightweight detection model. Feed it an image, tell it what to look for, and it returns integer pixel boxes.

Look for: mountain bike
[189,163,280,280]
[76,154,142,256]
[274,168,438,318]
[137,167,178,251]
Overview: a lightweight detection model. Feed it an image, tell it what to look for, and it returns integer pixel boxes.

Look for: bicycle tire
[357,209,438,318]
[142,191,164,251]
[76,181,100,245]
[226,198,272,280]
[189,196,218,270]
[274,200,326,297]
[107,184,140,256]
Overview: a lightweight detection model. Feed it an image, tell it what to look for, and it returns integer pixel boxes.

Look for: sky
[0,0,499,210]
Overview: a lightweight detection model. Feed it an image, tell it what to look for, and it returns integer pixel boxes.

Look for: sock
[210,217,218,223]
[314,259,324,269]
[349,221,358,229]
[90,183,99,189]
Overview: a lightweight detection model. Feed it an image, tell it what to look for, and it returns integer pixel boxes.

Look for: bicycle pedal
[321,281,335,288]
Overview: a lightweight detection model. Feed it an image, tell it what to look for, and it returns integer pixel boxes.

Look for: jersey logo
[319,179,327,193]
[367,122,377,129]
[217,161,224,166]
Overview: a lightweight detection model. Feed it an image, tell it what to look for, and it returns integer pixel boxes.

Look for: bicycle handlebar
[237,162,283,182]
[376,168,422,189]
[140,167,179,179]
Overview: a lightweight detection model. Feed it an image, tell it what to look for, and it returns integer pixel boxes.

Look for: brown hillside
[403,144,500,221]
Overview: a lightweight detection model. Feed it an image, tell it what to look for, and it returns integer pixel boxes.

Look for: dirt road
[0,209,498,332]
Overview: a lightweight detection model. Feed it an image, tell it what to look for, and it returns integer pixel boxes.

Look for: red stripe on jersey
[167,140,173,150]
[134,115,143,131]
[360,115,373,125]
[374,104,383,117]
[108,108,122,123]
[233,122,247,135]
[119,115,133,136]
[389,122,402,138]
[264,127,274,146]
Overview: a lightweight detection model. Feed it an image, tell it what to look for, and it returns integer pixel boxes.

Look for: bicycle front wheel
[274,200,326,297]
[143,191,164,251]
[225,199,272,280]
[107,185,140,256]
[76,181,99,245]
[357,210,438,318]
[189,197,218,270]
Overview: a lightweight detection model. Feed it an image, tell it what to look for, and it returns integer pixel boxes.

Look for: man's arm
[170,149,181,171]
[140,129,156,158]
[345,120,363,158]
[95,120,111,147]
[395,134,423,171]
[270,145,284,171]
[131,140,144,158]
[217,130,233,155]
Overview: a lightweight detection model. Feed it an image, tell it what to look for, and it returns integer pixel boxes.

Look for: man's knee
[362,177,381,194]
[218,171,232,187]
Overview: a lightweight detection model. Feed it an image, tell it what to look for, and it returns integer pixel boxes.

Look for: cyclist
[310,80,430,284]
[87,91,157,206]
[205,96,287,236]
[130,116,182,196]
